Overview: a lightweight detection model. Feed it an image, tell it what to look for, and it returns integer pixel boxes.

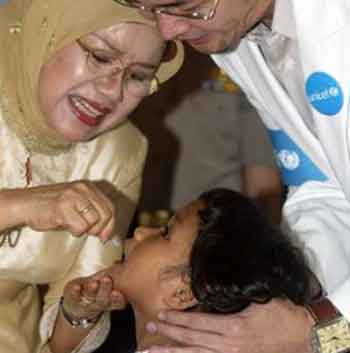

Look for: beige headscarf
[0,0,184,155]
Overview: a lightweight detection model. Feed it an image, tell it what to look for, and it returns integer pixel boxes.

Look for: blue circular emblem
[305,72,343,116]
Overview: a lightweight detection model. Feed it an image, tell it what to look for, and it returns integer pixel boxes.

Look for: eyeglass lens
[116,0,218,20]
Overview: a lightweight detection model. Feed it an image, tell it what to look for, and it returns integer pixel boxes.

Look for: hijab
[0,0,184,155]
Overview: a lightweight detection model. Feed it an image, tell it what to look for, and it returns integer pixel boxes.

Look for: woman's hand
[5,180,116,242]
[62,269,127,322]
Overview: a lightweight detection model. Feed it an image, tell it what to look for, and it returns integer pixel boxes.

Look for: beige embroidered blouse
[0,112,148,353]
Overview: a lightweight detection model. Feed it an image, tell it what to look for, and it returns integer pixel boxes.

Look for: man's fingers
[149,345,215,353]
[147,320,222,350]
[157,311,228,333]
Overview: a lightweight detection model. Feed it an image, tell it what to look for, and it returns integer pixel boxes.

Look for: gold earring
[148,78,159,95]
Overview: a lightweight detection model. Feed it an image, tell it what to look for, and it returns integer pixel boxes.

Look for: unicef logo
[268,129,328,186]
[277,149,300,171]
[305,72,343,116]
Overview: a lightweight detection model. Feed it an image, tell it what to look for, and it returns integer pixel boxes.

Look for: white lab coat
[213,0,350,319]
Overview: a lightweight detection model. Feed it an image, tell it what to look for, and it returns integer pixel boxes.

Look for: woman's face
[39,23,165,142]
[111,200,204,314]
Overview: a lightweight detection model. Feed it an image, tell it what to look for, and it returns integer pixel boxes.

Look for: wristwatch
[59,296,101,329]
[308,297,350,353]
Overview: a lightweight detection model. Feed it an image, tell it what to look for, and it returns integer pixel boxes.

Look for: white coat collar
[271,0,297,39]
[272,0,349,40]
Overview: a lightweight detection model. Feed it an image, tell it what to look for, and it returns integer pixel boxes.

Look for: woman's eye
[90,52,113,64]
[77,41,113,65]
[129,72,151,83]
[160,225,170,240]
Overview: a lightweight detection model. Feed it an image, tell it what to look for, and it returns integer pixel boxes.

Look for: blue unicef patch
[0,0,10,5]
[268,129,328,186]
[305,72,343,116]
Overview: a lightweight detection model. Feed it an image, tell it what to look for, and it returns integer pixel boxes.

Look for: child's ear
[163,276,198,310]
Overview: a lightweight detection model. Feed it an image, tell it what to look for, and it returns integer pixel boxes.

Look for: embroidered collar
[271,0,297,39]
[246,0,296,45]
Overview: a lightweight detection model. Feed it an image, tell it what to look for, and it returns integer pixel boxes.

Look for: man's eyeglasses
[115,0,219,21]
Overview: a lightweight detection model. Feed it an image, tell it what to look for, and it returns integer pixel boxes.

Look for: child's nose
[134,226,159,241]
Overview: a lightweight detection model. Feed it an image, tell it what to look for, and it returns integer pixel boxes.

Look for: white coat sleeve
[283,182,350,319]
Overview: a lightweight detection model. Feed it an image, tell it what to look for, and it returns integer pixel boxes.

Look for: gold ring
[78,204,94,216]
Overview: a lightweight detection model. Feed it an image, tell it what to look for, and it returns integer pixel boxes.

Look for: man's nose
[156,13,190,40]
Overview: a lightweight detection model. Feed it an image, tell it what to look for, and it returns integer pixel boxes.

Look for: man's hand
[146,299,315,353]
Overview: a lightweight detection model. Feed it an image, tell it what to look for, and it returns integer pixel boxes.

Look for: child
[62,188,315,352]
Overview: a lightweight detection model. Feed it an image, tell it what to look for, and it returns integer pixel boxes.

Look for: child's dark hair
[189,188,313,314]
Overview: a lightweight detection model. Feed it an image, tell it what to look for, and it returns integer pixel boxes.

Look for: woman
[0,0,183,352]
[64,188,315,353]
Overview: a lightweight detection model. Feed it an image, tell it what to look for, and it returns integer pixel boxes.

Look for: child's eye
[160,225,170,240]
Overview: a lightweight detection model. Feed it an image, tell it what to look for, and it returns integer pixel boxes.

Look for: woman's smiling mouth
[69,94,112,127]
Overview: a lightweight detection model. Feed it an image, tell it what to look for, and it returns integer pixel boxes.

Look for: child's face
[111,199,204,313]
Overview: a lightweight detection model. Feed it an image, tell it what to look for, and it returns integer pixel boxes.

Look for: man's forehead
[135,0,194,5]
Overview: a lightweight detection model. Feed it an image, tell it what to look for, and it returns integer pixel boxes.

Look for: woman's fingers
[22,180,117,241]
[76,203,99,226]
[72,181,116,241]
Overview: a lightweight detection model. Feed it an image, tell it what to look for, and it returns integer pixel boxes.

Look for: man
[115,1,350,353]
